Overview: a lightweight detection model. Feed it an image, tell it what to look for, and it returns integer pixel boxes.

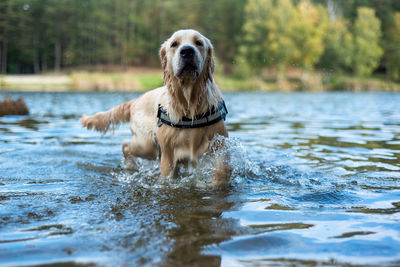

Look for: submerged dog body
[81,29,231,187]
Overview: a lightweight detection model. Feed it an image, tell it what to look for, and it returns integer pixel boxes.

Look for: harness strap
[157,100,228,129]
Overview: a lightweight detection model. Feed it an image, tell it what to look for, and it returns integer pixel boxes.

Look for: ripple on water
[1,92,400,266]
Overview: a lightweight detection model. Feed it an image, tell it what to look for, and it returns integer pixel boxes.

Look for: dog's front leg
[210,139,232,188]
[160,153,174,177]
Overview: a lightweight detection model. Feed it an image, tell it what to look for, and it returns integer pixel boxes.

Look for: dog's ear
[159,42,167,70]
[160,42,170,85]
[205,39,215,80]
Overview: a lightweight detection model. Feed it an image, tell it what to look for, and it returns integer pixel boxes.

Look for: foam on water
[111,133,359,214]
[113,136,251,190]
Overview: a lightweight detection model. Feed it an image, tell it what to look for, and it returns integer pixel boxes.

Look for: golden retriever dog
[81,29,231,187]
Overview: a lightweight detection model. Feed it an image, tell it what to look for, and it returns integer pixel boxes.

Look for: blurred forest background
[1,0,400,91]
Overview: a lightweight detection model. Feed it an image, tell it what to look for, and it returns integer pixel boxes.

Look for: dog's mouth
[177,63,199,78]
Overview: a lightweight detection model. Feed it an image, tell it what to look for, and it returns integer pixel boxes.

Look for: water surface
[1,92,400,266]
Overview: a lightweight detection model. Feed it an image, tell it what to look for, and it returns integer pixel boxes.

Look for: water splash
[112,134,352,197]
[113,136,252,190]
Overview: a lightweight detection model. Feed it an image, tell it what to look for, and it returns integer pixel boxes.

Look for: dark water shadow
[107,178,244,266]
[160,190,237,266]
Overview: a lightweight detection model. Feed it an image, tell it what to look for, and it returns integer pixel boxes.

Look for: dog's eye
[171,41,178,48]
[195,40,203,46]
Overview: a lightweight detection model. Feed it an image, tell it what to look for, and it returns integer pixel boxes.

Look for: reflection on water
[0,92,400,266]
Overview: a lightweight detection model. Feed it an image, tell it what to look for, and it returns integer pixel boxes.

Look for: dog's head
[160,29,215,85]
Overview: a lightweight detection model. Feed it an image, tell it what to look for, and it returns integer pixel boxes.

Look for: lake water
[1,91,400,266]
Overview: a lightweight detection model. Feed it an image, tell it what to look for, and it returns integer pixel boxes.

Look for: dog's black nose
[180,46,195,58]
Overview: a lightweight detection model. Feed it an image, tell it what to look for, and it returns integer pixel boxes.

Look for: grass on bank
[1,68,399,92]
[325,74,400,91]
[0,69,164,92]
[70,69,164,91]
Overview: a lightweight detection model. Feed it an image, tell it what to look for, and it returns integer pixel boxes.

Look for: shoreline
[1,68,399,92]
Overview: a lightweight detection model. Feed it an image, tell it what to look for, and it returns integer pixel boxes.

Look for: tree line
[1,0,400,81]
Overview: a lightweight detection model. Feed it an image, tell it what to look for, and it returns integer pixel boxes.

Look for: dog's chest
[159,127,211,162]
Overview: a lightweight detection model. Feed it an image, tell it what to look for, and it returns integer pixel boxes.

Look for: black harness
[157,100,228,129]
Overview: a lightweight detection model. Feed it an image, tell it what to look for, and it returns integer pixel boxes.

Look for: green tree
[238,0,300,80]
[293,0,329,70]
[318,16,353,71]
[352,7,383,76]
[266,0,299,79]
[0,0,17,73]
[2,0,400,77]
[0,0,34,73]
[386,12,400,80]
[200,0,247,72]
[235,0,273,76]
[239,0,329,80]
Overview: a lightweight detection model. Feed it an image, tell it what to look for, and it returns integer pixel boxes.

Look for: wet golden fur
[160,37,219,120]
[81,29,231,187]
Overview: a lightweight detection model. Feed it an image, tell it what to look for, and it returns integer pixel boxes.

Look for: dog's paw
[81,114,101,131]
[122,142,138,171]
[81,114,92,129]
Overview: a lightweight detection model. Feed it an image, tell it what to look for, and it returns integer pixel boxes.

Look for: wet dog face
[160,29,214,83]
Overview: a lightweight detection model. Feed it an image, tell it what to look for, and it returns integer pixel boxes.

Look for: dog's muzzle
[177,45,199,77]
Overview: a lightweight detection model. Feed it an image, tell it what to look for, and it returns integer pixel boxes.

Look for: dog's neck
[164,73,221,123]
